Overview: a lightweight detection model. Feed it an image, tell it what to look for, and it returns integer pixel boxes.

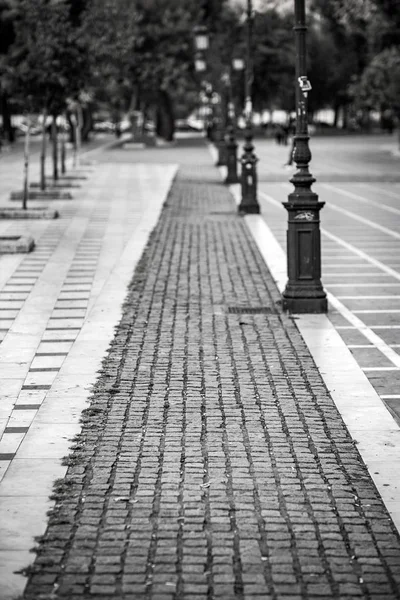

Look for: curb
[0,234,35,253]
[0,207,59,220]
[10,190,72,201]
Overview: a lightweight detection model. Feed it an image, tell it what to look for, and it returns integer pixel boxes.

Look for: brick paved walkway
[23,148,400,599]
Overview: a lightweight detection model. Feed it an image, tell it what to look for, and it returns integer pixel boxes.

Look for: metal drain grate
[228,306,274,314]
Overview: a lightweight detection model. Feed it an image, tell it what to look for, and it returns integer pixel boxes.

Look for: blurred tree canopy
[1,0,400,142]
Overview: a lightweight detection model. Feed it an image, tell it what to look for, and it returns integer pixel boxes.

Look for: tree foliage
[350,46,400,115]
[3,0,88,115]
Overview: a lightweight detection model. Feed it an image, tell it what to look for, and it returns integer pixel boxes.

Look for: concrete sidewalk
[1,136,400,599]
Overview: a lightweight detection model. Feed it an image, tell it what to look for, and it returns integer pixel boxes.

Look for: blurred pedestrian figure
[281,124,289,145]
[275,124,284,145]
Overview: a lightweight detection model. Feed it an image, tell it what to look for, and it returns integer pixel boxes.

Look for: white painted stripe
[259,190,282,209]
[327,283,400,287]
[321,229,400,282]
[326,202,400,239]
[353,310,400,314]
[322,183,400,217]
[348,344,374,348]
[337,296,400,299]
[350,343,400,348]
[361,183,400,200]
[337,325,400,330]
[381,395,400,399]
[324,273,390,277]
[362,367,400,371]
[327,295,400,367]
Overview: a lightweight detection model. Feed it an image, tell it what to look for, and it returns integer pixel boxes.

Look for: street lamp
[222,70,239,184]
[238,0,260,214]
[193,25,209,73]
[281,0,327,313]
[193,26,209,52]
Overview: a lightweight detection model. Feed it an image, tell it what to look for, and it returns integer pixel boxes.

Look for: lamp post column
[224,72,239,184]
[282,0,327,313]
[238,0,260,214]
[215,89,228,166]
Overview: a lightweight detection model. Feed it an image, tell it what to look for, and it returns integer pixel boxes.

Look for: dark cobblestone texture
[23,152,400,599]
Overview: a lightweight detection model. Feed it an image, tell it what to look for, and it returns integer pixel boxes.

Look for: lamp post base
[238,123,259,213]
[238,201,260,214]
[282,196,327,314]
[282,290,327,313]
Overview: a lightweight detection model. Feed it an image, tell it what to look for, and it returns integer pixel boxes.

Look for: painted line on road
[323,273,391,277]
[348,344,400,349]
[336,325,400,329]
[353,309,400,314]
[327,283,400,287]
[337,296,400,299]
[362,367,400,371]
[322,183,400,216]
[321,228,400,281]
[361,183,400,200]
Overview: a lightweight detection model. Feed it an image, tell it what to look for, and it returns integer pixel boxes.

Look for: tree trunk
[23,118,31,210]
[333,102,341,128]
[52,116,59,182]
[40,109,47,191]
[81,104,93,142]
[76,105,83,167]
[61,119,67,174]
[155,90,175,142]
[342,105,349,129]
[1,94,15,143]
[67,111,75,144]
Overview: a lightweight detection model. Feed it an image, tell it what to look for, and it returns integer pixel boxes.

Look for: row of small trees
[1,0,400,155]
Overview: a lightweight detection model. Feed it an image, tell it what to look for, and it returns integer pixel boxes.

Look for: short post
[225,122,239,184]
[215,96,227,167]
[223,74,239,184]
[281,0,327,313]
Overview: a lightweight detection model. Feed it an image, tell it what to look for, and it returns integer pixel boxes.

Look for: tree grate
[228,306,274,314]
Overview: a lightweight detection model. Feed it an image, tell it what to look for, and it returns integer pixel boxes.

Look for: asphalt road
[254,133,400,425]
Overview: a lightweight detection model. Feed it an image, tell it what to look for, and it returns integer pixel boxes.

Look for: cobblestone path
[23,164,400,600]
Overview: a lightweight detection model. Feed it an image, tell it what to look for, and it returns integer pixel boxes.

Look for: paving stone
[22,145,400,599]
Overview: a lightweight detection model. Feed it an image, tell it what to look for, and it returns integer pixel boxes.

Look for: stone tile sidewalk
[21,143,400,599]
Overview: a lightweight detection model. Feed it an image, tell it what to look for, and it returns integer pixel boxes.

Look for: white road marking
[324,273,391,277]
[322,183,400,216]
[353,310,400,314]
[336,325,400,329]
[362,367,400,371]
[327,283,400,287]
[348,344,374,348]
[321,229,400,281]
[360,183,400,200]
[337,296,400,299]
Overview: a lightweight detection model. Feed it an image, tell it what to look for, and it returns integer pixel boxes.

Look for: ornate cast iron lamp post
[223,70,239,184]
[238,0,260,214]
[282,0,327,313]
[193,26,211,137]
